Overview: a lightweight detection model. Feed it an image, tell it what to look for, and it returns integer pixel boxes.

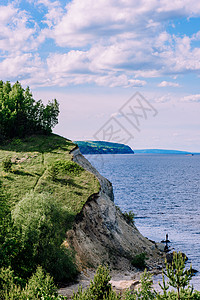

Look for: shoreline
[58,267,164,298]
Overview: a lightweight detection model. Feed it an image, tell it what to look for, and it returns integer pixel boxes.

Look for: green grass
[0,134,100,218]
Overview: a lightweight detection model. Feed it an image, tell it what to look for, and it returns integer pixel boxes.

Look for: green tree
[125,269,155,300]
[0,80,59,140]
[73,265,119,300]
[158,252,193,300]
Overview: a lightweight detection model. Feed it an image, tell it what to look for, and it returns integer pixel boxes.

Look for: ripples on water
[85,154,200,290]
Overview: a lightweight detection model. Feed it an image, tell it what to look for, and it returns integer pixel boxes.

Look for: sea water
[85,154,200,290]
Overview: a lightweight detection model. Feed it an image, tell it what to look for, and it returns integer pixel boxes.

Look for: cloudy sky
[1,0,200,151]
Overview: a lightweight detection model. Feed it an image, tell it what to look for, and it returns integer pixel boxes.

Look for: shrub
[25,266,58,299]
[55,160,84,176]
[122,210,135,225]
[0,266,22,300]
[73,265,119,300]
[2,156,12,172]
[125,269,155,300]
[131,253,147,269]
[48,164,59,180]
[0,266,66,300]
[11,191,77,281]
[158,252,194,300]
[11,138,22,146]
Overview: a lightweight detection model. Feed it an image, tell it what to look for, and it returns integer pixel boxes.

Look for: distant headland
[134,149,197,154]
[74,141,199,155]
[74,141,134,154]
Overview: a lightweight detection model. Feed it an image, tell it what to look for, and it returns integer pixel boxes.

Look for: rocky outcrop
[67,148,163,271]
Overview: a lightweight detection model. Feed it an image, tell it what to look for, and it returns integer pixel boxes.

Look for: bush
[158,252,195,300]
[73,265,119,300]
[48,164,59,181]
[11,191,77,281]
[2,156,12,172]
[131,253,147,269]
[25,266,58,299]
[0,266,23,300]
[122,210,135,225]
[125,269,155,300]
[11,138,22,146]
[0,266,65,300]
[55,160,84,176]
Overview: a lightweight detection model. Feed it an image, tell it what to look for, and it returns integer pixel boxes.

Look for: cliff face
[67,148,163,271]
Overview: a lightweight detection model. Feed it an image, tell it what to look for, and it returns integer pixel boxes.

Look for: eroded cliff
[67,148,164,271]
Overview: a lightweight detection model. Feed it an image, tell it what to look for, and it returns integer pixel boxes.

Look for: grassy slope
[0,134,100,219]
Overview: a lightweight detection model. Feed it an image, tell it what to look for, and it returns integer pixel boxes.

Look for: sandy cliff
[67,148,164,271]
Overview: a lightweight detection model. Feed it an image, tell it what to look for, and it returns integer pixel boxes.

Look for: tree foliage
[11,191,77,281]
[72,265,120,300]
[0,80,59,140]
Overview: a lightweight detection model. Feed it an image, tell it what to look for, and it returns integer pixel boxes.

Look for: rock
[166,252,188,264]
[156,243,165,252]
[130,280,141,290]
[66,148,164,271]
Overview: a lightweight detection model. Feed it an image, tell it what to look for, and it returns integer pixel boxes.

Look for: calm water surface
[85,154,200,290]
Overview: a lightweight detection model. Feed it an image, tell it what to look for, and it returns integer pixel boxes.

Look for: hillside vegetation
[0,81,100,291]
[0,134,100,289]
[0,134,99,212]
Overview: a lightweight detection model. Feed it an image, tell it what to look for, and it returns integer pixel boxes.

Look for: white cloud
[158,81,180,87]
[36,0,63,28]
[0,53,44,82]
[154,94,173,103]
[47,51,89,74]
[181,94,200,102]
[94,74,146,88]
[1,0,200,87]
[0,4,36,53]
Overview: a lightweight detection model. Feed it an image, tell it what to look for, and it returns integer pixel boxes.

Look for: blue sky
[1,0,200,151]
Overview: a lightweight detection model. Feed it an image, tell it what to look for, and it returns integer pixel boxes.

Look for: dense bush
[48,164,60,181]
[47,160,84,181]
[1,255,200,299]
[0,266,64,300]
[131,252,147,269]
[72,265,119,300]
[71,253,200,300]
[55,160,84,176]
[2,156,12,172]
[11,191,77,281]
[0,80,59,140]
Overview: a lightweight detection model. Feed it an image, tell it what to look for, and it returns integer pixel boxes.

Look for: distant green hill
[134,149,193,154]
[75,141,134,154]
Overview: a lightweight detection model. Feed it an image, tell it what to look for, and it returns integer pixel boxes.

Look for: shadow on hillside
[12,170,35,177]
[3,175,15,181]
[0,134,74,153]
[56,178,85,189]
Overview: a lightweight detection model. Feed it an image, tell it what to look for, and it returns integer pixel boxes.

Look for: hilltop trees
[0,80,59,140]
